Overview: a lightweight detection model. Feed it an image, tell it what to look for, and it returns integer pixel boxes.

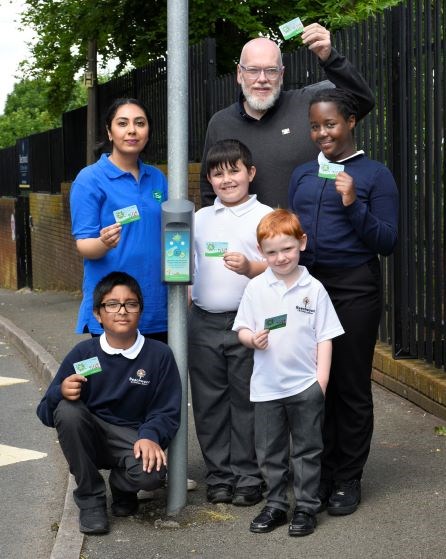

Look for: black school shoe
[232,484,264,506]
[79,506,110,534]
[249,506,288,533]
[288,509,317,537]
[327,479,361,516]
[207,483,233,504]
[110,483,139,517]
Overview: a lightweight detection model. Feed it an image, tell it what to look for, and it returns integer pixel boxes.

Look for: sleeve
[36,346,82,427]
[345,165,399,256]
[137,347,182,449]
[232,285,257,333]
[70,171,105,240]
[318,47,375,122]
[199,119,218,208]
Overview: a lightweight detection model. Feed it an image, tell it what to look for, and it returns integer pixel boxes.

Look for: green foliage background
[0,0,402,148]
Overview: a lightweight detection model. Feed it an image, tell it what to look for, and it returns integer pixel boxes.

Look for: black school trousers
[310,257,382,482]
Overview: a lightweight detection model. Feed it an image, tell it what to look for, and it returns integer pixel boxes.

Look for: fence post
[389,5,416,359]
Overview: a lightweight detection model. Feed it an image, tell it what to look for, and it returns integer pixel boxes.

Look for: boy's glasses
[100,301,140,313]
[238,64,283,80]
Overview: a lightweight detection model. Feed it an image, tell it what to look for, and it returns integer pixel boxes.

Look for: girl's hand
[335,171,356,206]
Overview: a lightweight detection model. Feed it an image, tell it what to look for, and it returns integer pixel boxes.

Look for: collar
[238,90,283,121]
[213,194,260,216]
[98,153,151,180]
[99,329,145,359]
[317,150,365,165]
[265,265,311,289]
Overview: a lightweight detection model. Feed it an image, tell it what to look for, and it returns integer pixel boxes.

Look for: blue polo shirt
[70,154,167,334]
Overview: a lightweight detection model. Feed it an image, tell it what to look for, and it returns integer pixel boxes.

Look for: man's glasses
[239,64,283,80]
[100,301,141,313]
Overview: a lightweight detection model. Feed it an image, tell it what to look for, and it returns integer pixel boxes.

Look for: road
[0,334,67,559]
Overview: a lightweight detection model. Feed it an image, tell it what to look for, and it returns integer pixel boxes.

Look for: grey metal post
[166,0,189,516]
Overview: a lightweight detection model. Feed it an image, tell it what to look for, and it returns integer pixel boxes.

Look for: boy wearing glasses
[37,271,181,535]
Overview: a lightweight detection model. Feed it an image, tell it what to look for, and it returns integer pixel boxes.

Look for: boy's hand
[223,251,250,276]
[252,329,269,350]
[134,439,167,473]
[99,222,122,249]
[335,171,356,206]
[61,374,87,400]
[301,23,331,62]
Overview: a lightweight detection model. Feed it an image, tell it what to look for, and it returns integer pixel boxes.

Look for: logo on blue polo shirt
[152,190,163,203]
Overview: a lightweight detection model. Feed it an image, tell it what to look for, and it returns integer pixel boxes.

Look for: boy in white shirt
[189,139,272,506]
[233,209,344,536]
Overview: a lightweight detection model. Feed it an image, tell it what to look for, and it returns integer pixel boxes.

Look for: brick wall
[0,198,18,289]
[29,183,83,291]
[158,162,203,210]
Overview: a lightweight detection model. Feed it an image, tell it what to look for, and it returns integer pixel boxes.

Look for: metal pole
[166,0,189,516]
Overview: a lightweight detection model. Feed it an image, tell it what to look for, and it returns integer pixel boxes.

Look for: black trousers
[54,400,166,510]
[310,258,382,482]
[188,304,261,487]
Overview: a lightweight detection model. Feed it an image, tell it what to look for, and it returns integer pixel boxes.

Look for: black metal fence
[0,0,445,370]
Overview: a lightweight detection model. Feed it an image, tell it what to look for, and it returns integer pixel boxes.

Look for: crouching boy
[233,209,344,537]
[37,271,181,534]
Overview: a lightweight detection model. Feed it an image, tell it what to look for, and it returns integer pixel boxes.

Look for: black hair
[309,88,359,122]
[205,139,254,176]
[95,98,153,157]
[93,271,143,312]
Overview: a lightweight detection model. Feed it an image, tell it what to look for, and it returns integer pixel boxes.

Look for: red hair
[257,209,305,244]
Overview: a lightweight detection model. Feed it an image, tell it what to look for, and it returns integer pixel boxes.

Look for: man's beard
[242,82,281,113]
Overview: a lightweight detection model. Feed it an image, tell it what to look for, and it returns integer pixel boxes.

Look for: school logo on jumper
[296,297,315,315]
[129,369,151,385]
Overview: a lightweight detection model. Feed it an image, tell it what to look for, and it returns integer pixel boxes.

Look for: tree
[20,0,402,114]
[0,78,87,148]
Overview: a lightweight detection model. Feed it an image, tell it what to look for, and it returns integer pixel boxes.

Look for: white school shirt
[233,266,344,402]
[192,195,272,312]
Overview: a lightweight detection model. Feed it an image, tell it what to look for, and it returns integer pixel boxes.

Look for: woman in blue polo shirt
[70,98,167,341]
[289,89,398,517]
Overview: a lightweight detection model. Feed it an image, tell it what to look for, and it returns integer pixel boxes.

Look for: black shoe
[288,509,317,537]
[327,479,361,516]
[207,483,233,504]
[232,484,264,507]
[79,506,109,534]
[250,506,288,533]
[317,479,333,513]
[110,483,139,517]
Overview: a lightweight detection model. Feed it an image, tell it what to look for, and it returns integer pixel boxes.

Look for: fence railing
[0,0,445,370]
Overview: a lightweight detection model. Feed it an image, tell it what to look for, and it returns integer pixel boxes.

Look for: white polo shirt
[233,266,344,402]
[192,195,272,312]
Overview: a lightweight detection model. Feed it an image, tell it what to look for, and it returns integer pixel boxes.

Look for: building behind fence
[0,0,445,371]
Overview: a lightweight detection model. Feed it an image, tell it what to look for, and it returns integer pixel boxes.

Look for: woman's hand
[335,171,356,206]
[99,223,122,249]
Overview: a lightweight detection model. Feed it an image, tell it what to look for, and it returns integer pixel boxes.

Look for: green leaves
[434,426,446,436]
[17,0,402,119]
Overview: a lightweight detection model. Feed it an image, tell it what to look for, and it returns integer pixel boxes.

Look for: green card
[113,204,141,225]
[318,162,344,179]
[279,17,304,40]
[264,314,287,330]
[73,356,102,377]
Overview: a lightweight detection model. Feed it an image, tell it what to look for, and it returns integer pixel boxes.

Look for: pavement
[0,287,446,559]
